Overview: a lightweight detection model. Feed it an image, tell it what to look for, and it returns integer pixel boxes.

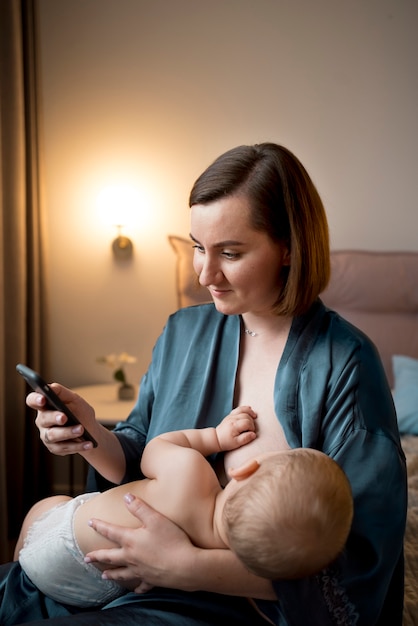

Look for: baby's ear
[228,458,260,481]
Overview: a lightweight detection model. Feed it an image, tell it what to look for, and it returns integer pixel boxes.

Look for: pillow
[392,355,418,435]
[168,235,211,308]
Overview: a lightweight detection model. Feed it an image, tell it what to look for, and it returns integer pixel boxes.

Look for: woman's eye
[192,245,239,259]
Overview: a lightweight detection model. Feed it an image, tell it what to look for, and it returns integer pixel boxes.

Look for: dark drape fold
[0,0,51,563]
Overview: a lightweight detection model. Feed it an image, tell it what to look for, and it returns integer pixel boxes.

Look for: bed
[169,237,418,625]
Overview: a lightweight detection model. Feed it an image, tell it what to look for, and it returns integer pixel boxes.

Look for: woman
[0,143,406,625]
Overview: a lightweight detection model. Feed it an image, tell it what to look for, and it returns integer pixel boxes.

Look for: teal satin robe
[0,300,404,625]
[108,300,406,625]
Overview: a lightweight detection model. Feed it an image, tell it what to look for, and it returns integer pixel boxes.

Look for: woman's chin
[212,300,242,316]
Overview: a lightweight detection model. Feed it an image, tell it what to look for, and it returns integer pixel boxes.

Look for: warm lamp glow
[96,184,141,259]
[96,184,140,227]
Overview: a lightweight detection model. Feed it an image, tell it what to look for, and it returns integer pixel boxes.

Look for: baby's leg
[14,495,72,559]
[74,482,147,556]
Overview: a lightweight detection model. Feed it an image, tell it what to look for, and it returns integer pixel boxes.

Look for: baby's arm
[141,406,257,478]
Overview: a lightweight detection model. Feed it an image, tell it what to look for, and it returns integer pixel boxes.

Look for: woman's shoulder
[308,300,379,355]
[290,302,397,446]
[322,305,383,365]
[292,301,386,385]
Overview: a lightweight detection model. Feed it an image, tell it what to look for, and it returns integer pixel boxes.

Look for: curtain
[0,0,51,563]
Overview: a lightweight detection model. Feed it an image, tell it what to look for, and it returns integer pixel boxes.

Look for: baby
[15,406,353,608]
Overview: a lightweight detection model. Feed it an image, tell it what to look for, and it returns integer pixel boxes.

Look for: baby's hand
[216,406,257,452]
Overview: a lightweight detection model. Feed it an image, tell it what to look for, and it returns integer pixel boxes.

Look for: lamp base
[112,235,133,259]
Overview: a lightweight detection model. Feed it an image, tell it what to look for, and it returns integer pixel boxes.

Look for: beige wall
[38,0,418,387]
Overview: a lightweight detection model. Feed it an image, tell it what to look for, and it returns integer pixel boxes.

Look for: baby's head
[222,448,353,580]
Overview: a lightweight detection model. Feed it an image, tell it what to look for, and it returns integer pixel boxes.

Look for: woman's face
[190,196,289,317]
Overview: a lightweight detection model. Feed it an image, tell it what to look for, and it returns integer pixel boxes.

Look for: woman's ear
[228,458,260,481]
[282,244,291,266]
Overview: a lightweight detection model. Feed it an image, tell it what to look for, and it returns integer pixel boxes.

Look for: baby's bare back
[74,449,224,558]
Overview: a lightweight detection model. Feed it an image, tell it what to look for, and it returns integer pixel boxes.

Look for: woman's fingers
[85,495,193,591]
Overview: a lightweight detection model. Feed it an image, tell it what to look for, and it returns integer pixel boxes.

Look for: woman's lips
[209,288,231,298]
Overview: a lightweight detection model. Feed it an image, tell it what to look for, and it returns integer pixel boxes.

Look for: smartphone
[16,363,98,447]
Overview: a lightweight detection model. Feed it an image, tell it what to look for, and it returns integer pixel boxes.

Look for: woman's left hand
[85,494,199,594]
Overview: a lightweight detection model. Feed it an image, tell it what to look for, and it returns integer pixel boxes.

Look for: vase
[118,383,135,401]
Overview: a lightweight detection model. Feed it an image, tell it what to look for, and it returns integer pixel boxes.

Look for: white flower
[97,352,137,385]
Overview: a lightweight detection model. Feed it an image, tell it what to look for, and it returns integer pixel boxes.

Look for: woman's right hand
[86,495,276,600]
[28,383,99,456]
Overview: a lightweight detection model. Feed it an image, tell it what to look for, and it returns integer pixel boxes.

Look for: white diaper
[19,492,126,607]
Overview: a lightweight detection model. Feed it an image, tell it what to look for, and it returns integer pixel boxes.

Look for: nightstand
[72,383,137,427]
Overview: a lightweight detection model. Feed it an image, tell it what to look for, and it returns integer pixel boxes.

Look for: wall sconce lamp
[112,225,133,259]
[96,184,139,261]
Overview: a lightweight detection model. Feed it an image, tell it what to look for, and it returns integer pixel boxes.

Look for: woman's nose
[195,256,222,287]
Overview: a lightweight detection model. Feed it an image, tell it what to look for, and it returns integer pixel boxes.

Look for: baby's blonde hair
[223,448,353,579]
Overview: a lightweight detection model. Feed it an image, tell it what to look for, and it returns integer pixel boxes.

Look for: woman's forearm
[87,495,276,600]
[180,546,276,599]
[80,426,126,484]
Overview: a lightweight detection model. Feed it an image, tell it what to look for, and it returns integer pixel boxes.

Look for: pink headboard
[169,237,418,387]
[321,251,418,387]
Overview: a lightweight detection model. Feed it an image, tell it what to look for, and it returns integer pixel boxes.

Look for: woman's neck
[240,313,292,340]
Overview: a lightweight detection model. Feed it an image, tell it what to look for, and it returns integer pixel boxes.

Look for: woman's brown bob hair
[188,143,330,316]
